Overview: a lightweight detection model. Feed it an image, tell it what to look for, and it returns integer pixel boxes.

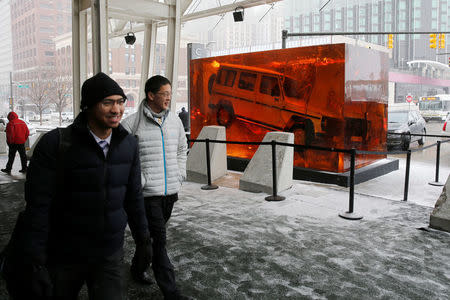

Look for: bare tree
[27,71,52,125]
[50,74,72,126]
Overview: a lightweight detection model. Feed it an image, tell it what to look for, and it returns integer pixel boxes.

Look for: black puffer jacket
[23,112,149,263]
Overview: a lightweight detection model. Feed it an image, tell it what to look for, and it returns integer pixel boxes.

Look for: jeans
[144,194,180,299]
[5,143,27,171]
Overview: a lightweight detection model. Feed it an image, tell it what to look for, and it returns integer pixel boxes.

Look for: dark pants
[144,194,179,299]
[5,143,27,171]
[48,249,125,300]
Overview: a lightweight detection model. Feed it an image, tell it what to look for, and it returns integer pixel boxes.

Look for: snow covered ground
[0,152,449,299]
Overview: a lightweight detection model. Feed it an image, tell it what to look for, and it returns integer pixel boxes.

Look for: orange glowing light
[189,43,388,173]
[211,60,220,68]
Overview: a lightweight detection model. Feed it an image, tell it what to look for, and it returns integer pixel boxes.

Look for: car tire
[418,129,426,145]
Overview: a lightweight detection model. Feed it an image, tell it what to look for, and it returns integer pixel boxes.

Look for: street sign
[17,84,29,88]
[406,95,413,103]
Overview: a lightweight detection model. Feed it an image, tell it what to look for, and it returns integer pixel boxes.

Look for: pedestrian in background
[122,75,188,300]
[2,72,152,300]
[178,107,189,132]
[1,111,29,174]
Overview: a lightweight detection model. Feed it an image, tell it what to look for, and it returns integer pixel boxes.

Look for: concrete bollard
[26,132,46,160]
[430,174,450,232]
[187,126,227,184]
[239,131,294,194]
[0,132,6,154]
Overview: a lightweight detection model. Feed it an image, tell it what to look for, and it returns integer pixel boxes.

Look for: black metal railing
[188,133,450,221]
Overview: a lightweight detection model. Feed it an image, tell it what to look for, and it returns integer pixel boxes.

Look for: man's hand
[132,239,152,273]
[31,265,53,298]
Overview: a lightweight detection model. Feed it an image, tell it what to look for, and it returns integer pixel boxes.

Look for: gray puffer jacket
[122,101,187,197]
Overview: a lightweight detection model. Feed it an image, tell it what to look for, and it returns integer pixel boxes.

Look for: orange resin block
[189,43,388,173]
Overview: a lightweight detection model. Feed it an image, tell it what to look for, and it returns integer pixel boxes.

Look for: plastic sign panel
[189,43,389,173]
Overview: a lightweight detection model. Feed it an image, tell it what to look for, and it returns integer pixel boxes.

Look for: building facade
[283,0,450,68]
[0,0,13,115]
[10,0,72,111]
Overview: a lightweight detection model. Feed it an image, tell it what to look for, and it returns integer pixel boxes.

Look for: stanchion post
[403,150,411,201]
[339,149,362,220]
[429,140,444,186]
[201,138,218,190]
[265,140,285,201]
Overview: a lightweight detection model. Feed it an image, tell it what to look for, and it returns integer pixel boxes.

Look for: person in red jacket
[1,111,29,174]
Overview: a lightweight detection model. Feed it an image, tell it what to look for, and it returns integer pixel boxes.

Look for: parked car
[61,111,73,122]
[387,110,426,150]
[0,117,7,131]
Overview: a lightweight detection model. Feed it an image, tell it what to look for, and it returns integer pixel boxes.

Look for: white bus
[419,94,450,121]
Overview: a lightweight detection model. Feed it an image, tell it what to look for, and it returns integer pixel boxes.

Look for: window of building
[39,27,53,33]
[45,51,54,56]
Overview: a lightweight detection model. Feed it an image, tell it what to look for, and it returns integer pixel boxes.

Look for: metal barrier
[189,132,450,221]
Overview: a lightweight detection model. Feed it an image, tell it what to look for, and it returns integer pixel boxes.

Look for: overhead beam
[79,0,91,11]
[108,0,170,22]
[182,0,282,22]
[181,0,194,14]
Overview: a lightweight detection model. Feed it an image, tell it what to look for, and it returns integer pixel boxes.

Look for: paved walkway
[0,153,449,299]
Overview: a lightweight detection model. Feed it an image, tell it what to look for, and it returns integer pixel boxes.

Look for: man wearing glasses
[4,72,152,299]
[122,75,188,300]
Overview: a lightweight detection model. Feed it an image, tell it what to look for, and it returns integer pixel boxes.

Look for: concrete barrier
[187,126,227,184]
[26,132,46,160]
[0,131,6,154]
[239,131,294,194]
[430,174,450,232]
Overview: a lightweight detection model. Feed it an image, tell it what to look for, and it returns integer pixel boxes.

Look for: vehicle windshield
[419,100,442,111]
[388,112,409,123]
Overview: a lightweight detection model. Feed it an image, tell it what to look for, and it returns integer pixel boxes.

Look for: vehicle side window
[260,76,280,97]
[216,68,236,87]
[238,72,257,91]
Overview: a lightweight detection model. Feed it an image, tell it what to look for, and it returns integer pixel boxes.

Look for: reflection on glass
[190,44,389,172]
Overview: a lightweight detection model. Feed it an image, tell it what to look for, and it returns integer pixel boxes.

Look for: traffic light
[439,33,445,49]
[448,57,450,67]
[387,34,393,49]
[430,34,437,48]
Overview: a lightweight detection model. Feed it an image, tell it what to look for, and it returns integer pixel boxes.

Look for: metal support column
[91,0,109,74]
[140,22,157,102]
[72,0,81,116]
[166,0,181,111]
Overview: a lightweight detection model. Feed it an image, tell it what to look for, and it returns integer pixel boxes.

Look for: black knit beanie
[80,72,127,111]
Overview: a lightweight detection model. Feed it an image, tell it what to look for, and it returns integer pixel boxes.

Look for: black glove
[30,265,53,298]
[131,238,152,273]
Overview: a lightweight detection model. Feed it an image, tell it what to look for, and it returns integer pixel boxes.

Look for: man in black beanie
[3,72,152,299]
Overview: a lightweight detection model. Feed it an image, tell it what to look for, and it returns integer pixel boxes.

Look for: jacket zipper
[160,126,167,195]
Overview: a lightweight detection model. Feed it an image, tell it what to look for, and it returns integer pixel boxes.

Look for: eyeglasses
[155,92,172,98]
[101,98,126,107]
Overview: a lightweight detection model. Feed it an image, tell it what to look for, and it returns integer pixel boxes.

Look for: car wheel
[418,129,426,145]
